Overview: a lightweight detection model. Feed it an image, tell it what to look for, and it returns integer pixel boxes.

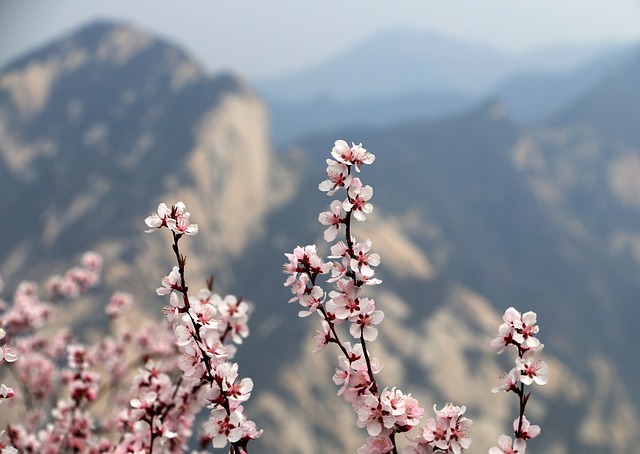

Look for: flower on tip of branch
[145,201,198,236]
[331,140,375,172]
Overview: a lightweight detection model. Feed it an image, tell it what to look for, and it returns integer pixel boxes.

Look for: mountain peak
[0,19,276,289]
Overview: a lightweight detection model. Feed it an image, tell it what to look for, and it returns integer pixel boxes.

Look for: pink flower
[168,212,199,236]
[513,311,540,349]
[421,403,473,454]
[515,415,540,440]
[350,239,381,277]
[343,178,373,221]
[491,322,515,354]
[355,394,385,436]
[489,435,526,454]
[0,344,17,363]
[319,159,353,196]
[224,376,254,405]
[357,432,394,454]
[331,140,375,172]
[203,407,244,448]
[283,245,331,286]
[145,202,171,232]
[145,201,198,235]
[492,368,520,394]
[313,320,333,353]
[157,266,181,295]
[515,352,548,386]
[130,391,158,418]
[402,444,434,454]
[349,298,384,342]
[397,393,425,429]
[105,292,133,318]
[300,285,325,317]
[318,200,345,241]
[330,279,361,320]
[0,384,15,403]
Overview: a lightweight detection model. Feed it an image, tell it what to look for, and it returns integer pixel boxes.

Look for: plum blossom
[168,211,199,236]
[492,368,520,394]
[313,320,333,353]
[105,292,133,318]
[355,394,387,436]
[0,384,15,403]
[417,404,472,454]
[490,321,515,354]
[145,202,172,231]
[283,245,331,287]
[157,266,181,295]
[203,408,244,448]
[492,307,546,453]
[319,159,353,196]
[492,307,542,353]
[0,330,17,363]
[330,279,361,320]
[350,239,381,277]
[318,200,345,241]
[349,298,384,342]
[298,285,325,317]
[331,140,375,172]
[515,352,548,386]
[145,201,198,235]
[515,415,540,440]
[357,432,395,453]
[489,435,527,454]
[513,311,540,349]
[343,177,374,221]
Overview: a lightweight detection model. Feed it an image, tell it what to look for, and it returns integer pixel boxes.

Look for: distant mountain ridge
[256,28,627,103]
[259,28,635,146]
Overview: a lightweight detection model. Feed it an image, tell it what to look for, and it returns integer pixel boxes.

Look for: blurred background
[1,1,640,452]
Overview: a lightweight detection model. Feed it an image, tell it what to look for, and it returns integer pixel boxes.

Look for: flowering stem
[359,329,378,396]
[317,304,349,358]
[515,346,528,438]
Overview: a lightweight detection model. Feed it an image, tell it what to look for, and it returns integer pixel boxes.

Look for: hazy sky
[1,0,640,79]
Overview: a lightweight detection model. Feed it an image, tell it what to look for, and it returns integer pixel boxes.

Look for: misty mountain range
[257,28,634,145]
[1,21,640,453]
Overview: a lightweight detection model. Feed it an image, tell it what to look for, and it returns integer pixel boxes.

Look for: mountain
[265,90,473,147]
[493,47,635,124]
[256,28,623,103]
[259,28,632,147]
[2,20,640,454]
[0,20,288,295]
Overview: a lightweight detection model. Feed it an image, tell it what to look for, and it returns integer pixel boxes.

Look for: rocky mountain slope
[1,20,639,453]
[0,20,291,295]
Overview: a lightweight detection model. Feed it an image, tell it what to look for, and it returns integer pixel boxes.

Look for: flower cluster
[0,253,152,452]
[0,329,16,406]
[46,251,104,299]
[1,139,551,453]
[146,201,261,452]
[284,140,470,453]
[489,307,547,453]
[407,403,472,454]
[145,201,198,236]
[1,202,260,452]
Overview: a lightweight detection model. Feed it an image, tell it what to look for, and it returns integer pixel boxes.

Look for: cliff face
[0,21,290,295]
